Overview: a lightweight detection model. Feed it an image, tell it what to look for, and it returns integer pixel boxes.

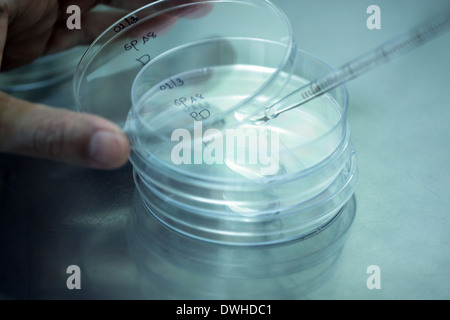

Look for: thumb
[0,91,130,169]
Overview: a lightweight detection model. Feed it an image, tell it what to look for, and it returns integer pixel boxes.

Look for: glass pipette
[253,10,450,124]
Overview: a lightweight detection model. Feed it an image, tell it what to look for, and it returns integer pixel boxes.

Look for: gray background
[278,0,450,299]
[0,0,449,299]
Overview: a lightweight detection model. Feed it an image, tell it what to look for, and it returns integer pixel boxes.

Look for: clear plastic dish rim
[73,0,295,119]
[71,0,350,185]
[129,48,350,187]
[0,46,87,92]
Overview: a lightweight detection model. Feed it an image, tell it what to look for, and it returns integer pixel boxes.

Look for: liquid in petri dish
[132,64,344,215]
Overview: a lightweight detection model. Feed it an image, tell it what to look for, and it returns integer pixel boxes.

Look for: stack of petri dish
[74,0,358,298]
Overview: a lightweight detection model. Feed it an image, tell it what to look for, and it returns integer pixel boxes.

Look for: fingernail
[89,130,128,168]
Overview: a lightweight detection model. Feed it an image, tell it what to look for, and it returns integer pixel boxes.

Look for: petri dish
[128,191,357,299]
[74,0,295,128]
[0,46,87,92]
[74,0,357,246]
[129,47,357,245]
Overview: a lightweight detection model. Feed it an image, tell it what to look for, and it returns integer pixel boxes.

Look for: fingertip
[88,128,131,169]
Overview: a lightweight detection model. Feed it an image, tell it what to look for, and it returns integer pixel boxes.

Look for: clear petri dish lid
[0,46,87,92]
[73,0,294,129]
[128,49,349,189]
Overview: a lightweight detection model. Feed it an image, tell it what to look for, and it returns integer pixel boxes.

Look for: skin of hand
[0,0,211,169]
[0,0,162,169]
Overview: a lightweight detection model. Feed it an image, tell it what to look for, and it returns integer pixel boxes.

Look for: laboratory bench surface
[1,0,449,299]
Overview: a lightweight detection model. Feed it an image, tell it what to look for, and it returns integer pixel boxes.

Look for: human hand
[0,90,130,169]
[0,0,211,169]
[0,0,160,169]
